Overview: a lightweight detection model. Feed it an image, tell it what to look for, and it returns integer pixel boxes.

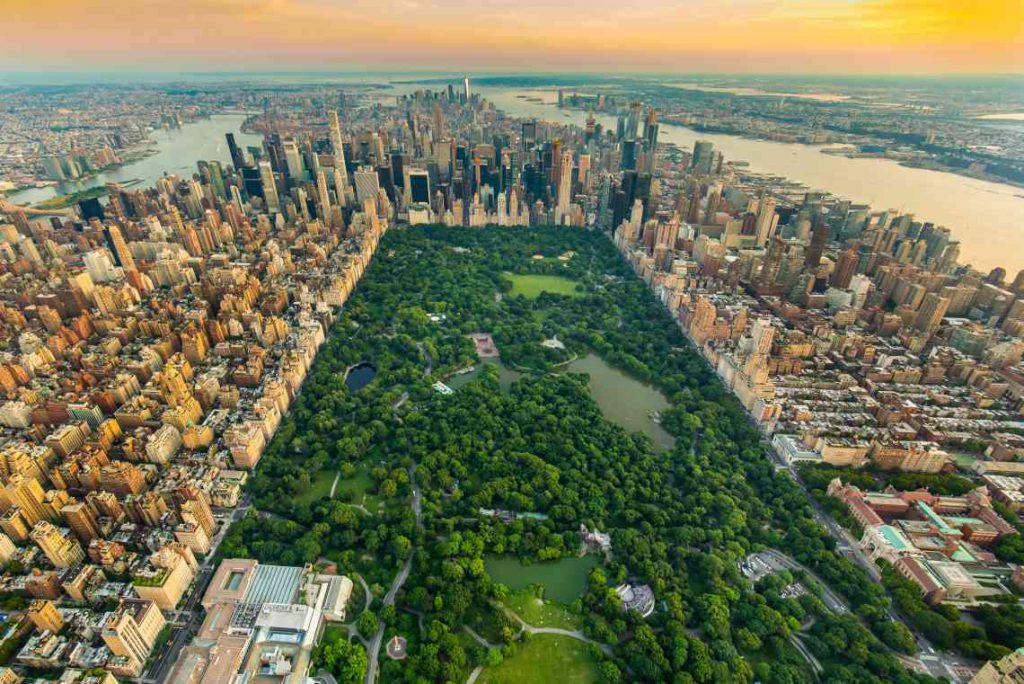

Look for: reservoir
[6,113,262,206]
[563,353,675,452]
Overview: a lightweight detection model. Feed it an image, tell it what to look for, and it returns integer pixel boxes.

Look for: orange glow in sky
[3,0,1023,74]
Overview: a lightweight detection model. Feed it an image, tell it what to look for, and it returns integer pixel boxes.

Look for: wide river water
[6,113,262,206]
[463,85,1024,274]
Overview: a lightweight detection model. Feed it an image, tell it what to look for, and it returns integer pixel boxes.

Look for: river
[387,82,1024,273]
[6,113,262,206]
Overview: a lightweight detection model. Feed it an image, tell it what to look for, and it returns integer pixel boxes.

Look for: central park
[218,225,946,684]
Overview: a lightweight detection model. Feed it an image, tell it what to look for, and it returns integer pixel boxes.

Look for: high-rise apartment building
[62,502,100,543]
[915,293,951,334]
[329,111,350,206]
[3,475,51,526]
[102,598,166,675]
[27,599,64,632]
[30,520,85,567]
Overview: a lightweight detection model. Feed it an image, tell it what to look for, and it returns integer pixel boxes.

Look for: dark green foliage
[235,226,938,683]
[314,631,367,684]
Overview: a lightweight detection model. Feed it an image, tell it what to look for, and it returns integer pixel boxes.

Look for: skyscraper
[833,247,859,288]
[354,165,381,207]
[805,217,829,269]
[316,170,331,218]
[225,133,246,170]
[754,195,778,246]
[643,113,659,173]
[691,140,714,174]
[282,140,305,182]
[406,168,431,204]
[914,293,950,334]
[257,161,279,212]
[104,224,136,272]
[329,111,350,206]
[556,148,573,223]
[625,102,642,141]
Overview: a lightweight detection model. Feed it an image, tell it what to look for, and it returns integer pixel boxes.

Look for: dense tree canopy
[226,226,937,683]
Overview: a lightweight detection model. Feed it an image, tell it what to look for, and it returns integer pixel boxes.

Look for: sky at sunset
[3,0,1023,74]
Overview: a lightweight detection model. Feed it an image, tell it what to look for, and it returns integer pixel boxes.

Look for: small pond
[345,362,377,392]
[446,358,523,392]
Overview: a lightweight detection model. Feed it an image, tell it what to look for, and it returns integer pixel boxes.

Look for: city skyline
[4,0,1023,75]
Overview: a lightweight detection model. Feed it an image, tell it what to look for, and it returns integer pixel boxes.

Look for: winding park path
[463,625,497,649]
[460,610,610,684]
[365,464,422,684]
[356,574,373,611]
[503,608,613,657]
[461,608,615,683]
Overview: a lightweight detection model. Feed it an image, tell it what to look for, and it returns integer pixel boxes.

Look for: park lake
[484,555,599,605]
[445,358,522,392]
[448,353,674,451]
[563,354,675,452]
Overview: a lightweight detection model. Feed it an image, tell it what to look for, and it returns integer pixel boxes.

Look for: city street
[137,496,251,684]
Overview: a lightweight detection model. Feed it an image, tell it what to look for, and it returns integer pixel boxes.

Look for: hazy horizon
[6,0,1023,76]
[2,70,1023,88]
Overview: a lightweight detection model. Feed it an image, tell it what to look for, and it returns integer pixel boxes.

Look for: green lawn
[478,634,600,684]
[296,469,338,505]
[335,463,374,503]
[505,588,581,630]
[486,555,598,605]
[321,624,350,644]
[503,272,580,299]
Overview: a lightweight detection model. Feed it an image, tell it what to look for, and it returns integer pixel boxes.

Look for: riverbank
[5,112,261,206]
[443,81,1024,272]
[819,146,1024,191]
